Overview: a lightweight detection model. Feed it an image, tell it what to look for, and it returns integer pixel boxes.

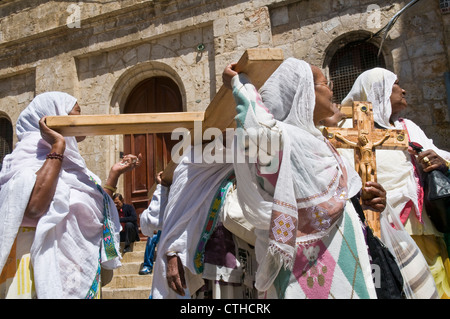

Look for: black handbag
[409,142,450,233]
[423,169,450,233]
[351,196,405,299]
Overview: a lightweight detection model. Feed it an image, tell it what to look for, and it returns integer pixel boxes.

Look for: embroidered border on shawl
[100,190,119,260]
[269,210,297,246]
[84,177,120,298]
[102,220,118,260]
[399,119,424,223]
[90,176,119,261]
[193,172,236,274]
[273,199,297,211]
[85,256,101,299]
[296,168,339,204]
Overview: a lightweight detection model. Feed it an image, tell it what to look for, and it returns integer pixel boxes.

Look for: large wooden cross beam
[46,48,284,139]
[323,101,408,237]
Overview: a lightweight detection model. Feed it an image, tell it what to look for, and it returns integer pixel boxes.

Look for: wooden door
[123,77,183,233]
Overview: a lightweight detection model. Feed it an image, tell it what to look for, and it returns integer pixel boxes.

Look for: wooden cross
[46,48,284,186]
[46,48,284,139]
[323,101,408,237]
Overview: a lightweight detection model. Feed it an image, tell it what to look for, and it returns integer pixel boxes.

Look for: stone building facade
[0,0,449,208]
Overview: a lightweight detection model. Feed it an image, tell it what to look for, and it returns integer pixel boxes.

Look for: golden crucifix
[323,102,408,237]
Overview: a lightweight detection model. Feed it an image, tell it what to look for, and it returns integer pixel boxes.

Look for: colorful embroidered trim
[85,256,101,299]
[90,176,119,260]
[271,212,296,244]
[193,172,236,274]
[399,119,424,223]
[273,199,297,212]
[85,176,120,298]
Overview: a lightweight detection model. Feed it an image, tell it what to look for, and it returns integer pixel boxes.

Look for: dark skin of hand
[166,255,187,296]
[361,181,387,212]
[414,149,448,173]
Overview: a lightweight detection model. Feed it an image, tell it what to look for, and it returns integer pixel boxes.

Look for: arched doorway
[123,76,183,231]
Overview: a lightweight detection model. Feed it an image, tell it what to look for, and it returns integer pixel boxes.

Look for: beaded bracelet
[46,152,64,161]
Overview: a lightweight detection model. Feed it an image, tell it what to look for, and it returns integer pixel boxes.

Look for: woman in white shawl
[341,68,448,298]
[0,92,141,299]
[150,145,236,299]
[222,58,387,299]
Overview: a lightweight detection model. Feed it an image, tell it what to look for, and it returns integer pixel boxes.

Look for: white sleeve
[140,184,169,236]
[405,119,450,160]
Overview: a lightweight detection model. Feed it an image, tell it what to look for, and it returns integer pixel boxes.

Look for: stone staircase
[101,241,153,299]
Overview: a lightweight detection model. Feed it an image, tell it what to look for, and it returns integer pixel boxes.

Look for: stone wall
[0,0,449,189]
[268,0,450,149]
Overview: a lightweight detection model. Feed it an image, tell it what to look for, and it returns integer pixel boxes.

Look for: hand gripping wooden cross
[323,102,408,237]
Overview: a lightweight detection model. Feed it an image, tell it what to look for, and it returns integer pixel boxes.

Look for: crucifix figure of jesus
[334,131,390,190]
[324,101,408,237]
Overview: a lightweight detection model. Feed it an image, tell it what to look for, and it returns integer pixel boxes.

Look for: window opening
[329,41,386,104]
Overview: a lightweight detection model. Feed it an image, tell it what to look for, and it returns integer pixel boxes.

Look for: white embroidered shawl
[0,92,121,299]
[341,68,450,233]
[151,145,233,299]
[233,58,361,291]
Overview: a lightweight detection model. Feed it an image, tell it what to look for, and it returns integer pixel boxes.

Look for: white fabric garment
[341,68,450,234]
[222,187,257,246]
[342,67,398,129]
[232,58,362,291]
[151,145,233,299]
[340,68,445,298]
[140,184,169,236]
[0,92,121,299]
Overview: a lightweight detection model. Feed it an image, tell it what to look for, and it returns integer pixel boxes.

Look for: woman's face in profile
[311,66,335,125]
[390,79,407,117]
[69,103,86,143]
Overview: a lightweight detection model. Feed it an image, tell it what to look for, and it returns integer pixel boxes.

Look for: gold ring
[423,156,431,165]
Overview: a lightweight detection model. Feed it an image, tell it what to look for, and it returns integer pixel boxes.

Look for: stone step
[102,287,151,299]
[113,261,143,275]
[121,250,145,263]
[120,240,147,253]
[101,239,155,299]
[107,273,153,289]
[133,240,147,252]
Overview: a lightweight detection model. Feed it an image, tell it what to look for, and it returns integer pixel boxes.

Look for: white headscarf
[234,58,361,291]
[341,68,450,227]
[340,68,447,298]
[341,68,421,220]
[259,58,361,206]
[341,67,398,129]
[0,92,121,299]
